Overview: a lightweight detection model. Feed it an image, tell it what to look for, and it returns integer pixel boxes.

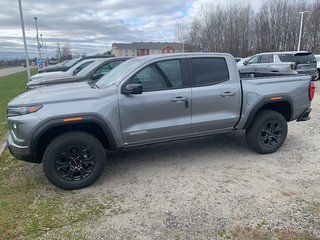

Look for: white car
[315,54,320,80]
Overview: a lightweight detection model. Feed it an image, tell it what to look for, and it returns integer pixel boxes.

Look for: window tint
[278,53,316,63]
[129,60,182,91]
[192,58,229,86]
[259,55,273,63]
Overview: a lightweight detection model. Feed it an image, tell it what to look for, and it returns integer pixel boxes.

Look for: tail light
[309,82,315,101]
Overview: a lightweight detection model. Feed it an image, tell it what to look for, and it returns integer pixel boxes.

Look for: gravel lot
[33,81,320,239]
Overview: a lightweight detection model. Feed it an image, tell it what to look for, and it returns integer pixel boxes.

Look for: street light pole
[297,11,309,51]
[40,33,46,65]
[33,16,42,60]
[18,0,30,80]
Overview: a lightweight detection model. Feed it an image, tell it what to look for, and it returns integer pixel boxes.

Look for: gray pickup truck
[7,53,315,189]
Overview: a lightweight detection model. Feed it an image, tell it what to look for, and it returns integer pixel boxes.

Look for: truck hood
[30,71,71,81]
[27,75,81,86]
[8,82,104,106]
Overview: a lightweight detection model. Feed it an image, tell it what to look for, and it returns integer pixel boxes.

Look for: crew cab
[7,53,315,189]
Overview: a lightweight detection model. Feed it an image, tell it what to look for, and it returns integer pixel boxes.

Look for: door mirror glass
[122,83,143,94]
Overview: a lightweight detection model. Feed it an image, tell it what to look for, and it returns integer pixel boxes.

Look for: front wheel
[43,131,106,190]
[246,110,288,154]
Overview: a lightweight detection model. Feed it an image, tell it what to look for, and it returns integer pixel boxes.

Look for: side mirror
[122,83,143,95]
[91,73,103,81]
[243,60,248,65]
[73,69,80,75]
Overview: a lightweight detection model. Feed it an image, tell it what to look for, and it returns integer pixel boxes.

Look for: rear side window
[192,58,229,86]
[279,54,316,63]
[259,55,273,63]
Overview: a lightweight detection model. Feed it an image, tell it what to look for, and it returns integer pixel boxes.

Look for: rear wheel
[43,131,106,190]
[246,110,288,154]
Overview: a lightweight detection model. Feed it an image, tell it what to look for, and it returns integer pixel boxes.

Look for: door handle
[171,96,188,102]
[221,92,235,97]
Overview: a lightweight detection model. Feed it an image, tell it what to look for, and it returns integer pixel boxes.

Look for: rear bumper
[297,108,312,122]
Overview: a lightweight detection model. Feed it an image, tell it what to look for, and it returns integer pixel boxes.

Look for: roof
[112,42,183,51]
[257,51,312,55]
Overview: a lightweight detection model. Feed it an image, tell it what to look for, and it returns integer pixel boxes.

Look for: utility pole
[18,0,30,79]
[297,11,309,51]
[33,16,42,60]
[44,41,49,64]
[40,34,46,65]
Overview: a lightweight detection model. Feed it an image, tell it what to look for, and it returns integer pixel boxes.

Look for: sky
[0,0,265,60]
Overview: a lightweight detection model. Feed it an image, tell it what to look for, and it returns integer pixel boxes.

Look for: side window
[247,56,259,64]
[95,61,124,75]
[260,55,273,63]
[129,59,182,92]
[75,61,93,72]
[192,58,229,86]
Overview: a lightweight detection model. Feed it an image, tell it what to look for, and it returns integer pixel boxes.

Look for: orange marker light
[271,97,282,101]
[63,117,83,122]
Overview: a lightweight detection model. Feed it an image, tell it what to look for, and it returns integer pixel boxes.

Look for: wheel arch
[31,115,117,163]
[243,97,293,129]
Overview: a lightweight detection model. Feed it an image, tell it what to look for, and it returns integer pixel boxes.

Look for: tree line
[178,0,320,57]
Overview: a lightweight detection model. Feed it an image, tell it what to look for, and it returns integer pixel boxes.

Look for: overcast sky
[0,0,265,60]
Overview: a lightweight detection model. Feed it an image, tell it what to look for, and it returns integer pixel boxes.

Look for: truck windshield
[64,57,81,67]
[278,53,316,63]
[96,58,146,88]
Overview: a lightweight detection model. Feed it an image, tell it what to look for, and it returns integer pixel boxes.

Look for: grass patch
[0,69,37,138]
[0,148,127,239]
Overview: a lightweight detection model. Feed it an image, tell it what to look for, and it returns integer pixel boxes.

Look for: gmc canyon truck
[7,53,315,190]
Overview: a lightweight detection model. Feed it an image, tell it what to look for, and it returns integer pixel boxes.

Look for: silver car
[238,51,317,80]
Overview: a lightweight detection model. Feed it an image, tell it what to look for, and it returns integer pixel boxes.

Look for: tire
[43,131,106,190]
[246,110,288,154]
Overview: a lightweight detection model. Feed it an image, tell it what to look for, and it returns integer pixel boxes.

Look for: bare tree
[61,43,72,60]
[184,0,320,57]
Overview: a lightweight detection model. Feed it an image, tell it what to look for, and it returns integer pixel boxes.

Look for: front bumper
[7,132,36,163]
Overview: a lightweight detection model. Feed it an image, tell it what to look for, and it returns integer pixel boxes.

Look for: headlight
[7,105,43,117]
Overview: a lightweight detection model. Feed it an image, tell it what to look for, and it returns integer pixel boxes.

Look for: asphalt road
[0,66,27,77]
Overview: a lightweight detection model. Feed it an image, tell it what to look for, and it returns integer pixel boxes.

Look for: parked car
[27,57,130,90]
[315,54,320,80]
[30,58,98,81]
[38,55,114,73]
[238,51,317,80]
[7,53,314,189]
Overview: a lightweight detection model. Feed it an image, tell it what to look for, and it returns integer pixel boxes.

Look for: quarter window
[192,58,229,86]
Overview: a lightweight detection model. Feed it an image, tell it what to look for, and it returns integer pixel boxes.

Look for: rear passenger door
[256,54,275,72]
[190,57,241,133]
[119,58,191,144]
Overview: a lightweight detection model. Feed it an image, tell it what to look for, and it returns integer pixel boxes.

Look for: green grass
[0,69,37,138]
[0,148,127,239]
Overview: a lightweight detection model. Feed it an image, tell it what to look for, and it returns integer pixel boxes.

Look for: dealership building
[112,42,184,57]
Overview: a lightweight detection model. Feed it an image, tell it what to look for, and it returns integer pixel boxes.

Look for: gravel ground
[40,81,320,239]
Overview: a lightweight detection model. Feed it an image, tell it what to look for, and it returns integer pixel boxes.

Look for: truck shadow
[99,130,250,183]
